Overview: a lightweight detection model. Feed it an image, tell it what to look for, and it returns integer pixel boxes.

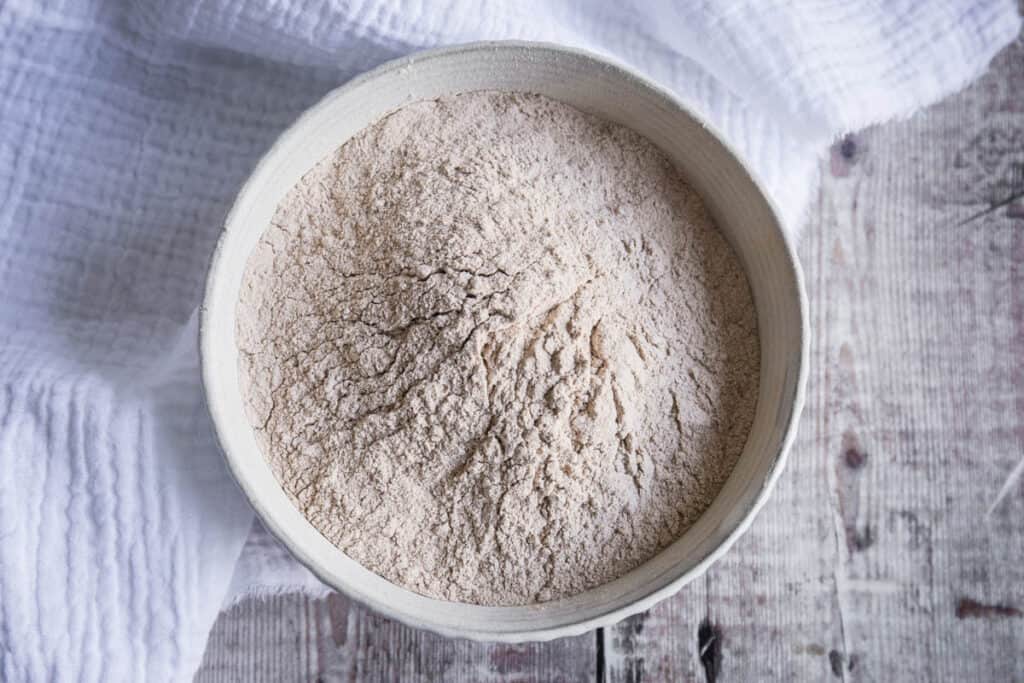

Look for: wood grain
[197,37,1024,683]
[196,593,595,682]
[602,36,1024,683]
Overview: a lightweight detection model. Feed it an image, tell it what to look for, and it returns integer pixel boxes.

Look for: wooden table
[196,37,1024,682]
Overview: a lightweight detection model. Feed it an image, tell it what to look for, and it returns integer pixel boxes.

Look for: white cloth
[0,0,1018,679]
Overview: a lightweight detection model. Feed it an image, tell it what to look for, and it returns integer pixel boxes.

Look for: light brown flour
[237,91,759,605]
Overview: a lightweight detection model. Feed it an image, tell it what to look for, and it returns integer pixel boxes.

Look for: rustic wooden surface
[196,37,1024,683]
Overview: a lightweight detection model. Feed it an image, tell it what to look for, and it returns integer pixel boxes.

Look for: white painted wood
[196,593,596,682]
[601,35,1024,683]
[197,36,1024,683]
[196,596,320,683]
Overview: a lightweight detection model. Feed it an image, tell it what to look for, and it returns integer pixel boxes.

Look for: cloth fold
[0,0,1019,679]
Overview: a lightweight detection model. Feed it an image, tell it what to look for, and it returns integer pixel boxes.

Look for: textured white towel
[0,0,1019,679]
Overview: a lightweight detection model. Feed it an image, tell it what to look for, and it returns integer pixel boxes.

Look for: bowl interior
[202,42,806,641]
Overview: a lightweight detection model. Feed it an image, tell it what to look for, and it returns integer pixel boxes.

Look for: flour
[236,91,760,605]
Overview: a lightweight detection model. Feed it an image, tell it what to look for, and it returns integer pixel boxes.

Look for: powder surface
[237,91,760,606]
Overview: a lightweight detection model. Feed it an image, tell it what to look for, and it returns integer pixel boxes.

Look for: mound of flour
[237,91,759,605]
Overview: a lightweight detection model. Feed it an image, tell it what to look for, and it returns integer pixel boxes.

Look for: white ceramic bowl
[201,41,807,641]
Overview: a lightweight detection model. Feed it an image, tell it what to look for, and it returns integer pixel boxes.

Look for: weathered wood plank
[315,593,595,682]
[198,37,1024,683]
[835,39,1024,683]
[602,35,1024,682]
[196,595,321,683]
[196,591,596,682]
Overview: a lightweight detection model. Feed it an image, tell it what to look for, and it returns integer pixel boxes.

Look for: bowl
[201,41,807,641]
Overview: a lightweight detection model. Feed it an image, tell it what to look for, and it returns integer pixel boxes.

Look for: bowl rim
[200,39,808,641]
